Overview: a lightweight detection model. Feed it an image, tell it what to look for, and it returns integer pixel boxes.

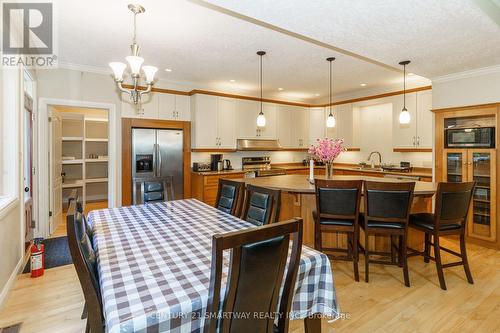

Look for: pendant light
[256,51,266,127]
[399,60,411,124]
[326,57,336,128]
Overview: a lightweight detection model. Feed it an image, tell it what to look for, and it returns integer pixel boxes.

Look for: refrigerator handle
[157,143,162,177]
[152,143,158,177]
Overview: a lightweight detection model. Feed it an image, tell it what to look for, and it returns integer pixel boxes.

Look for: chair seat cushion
[359,213,404,229]
[410,213,462,231]
[320,219,354,226]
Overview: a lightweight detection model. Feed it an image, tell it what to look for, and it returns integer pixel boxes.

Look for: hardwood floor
[1,220,499,332]
[51,201,108,238]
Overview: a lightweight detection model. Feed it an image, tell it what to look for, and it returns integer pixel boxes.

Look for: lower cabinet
[191,172,245,206]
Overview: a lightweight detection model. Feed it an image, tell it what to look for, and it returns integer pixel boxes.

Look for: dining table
[87,198,339,333]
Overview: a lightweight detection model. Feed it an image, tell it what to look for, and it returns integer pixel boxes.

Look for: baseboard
[0,253,27,310]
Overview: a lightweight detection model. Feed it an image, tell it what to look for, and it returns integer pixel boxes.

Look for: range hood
[237,139,283,151]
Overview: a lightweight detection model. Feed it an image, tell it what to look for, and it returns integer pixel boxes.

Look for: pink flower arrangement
[308,138,346,163]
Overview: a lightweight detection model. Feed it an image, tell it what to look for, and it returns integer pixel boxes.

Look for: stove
[242,156,286,177]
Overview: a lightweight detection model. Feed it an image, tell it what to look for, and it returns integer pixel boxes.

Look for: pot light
[360,83,367,87]
[408,72,414,76]
[315,93,320,97]
[229,79,236,82]
[278,87,284,91]
[165,68,172,72]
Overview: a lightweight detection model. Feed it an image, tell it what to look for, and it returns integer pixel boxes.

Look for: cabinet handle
[412,136,416,147]
[417,136,420,146]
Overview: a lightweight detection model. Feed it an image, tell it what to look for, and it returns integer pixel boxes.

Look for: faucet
[367,151,382,168]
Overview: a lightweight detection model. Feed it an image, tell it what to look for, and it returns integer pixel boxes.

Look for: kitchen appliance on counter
[192,162,211,172]
[132,128,183,204]
[242,156,286,177]
[381,161,412,173]
[445,126,495,148]
[210,154,223,171]
[223,159,233,170]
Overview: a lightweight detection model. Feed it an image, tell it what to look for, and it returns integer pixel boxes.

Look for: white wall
[432,66,500,109]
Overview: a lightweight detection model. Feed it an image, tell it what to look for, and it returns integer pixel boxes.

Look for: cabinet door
[335,104,353,147]
[192,95,218,148]
[175,95,191,121]
[292,106,309,148]
[236,100,260,139]
[217,97,237,149]
[467,149,497,242]
[392,92,417,148]
[277,105,293,147]
[309,107,326,145]
[158,93,176,120]
[416,90,433,148]
[258,103,277,139]
[121,93,158,119]
[443,149,467,183]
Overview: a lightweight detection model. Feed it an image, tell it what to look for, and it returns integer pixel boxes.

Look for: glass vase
[325,162,334,179]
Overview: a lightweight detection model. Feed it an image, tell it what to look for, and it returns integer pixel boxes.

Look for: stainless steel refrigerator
[132,128,183,204]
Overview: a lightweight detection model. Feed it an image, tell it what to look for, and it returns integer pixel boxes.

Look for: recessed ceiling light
[278,87,284,91]
[360,83,367,87]
[408,72,415,76]
[229,79,236,82]
[315,93,320,97]
[165,68,172,72]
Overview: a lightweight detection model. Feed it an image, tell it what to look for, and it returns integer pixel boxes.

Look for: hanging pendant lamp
[256,51,266,127]
[326,57,336,128]
[399,60,411,124]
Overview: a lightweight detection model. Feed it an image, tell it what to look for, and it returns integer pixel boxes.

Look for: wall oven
[445,127,495,148]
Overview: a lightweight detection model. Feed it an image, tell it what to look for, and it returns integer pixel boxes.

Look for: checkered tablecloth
[88,199,339,333]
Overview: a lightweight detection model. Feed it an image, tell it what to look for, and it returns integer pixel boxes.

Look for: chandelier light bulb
[326,113,336,128]
[142,65,158,83]
[256,112,266,127]
[109,62,127,81]
[126,55,144,75]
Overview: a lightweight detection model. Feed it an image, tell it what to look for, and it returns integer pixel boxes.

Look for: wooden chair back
[204,218,303,333]
[314,179,363,223]
[364,181,415,225]
[66,190,104,333]
[241,184,281,226]
[434,182,475,228]
[215,179,245,216]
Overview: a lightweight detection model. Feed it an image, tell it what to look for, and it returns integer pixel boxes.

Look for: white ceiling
[53,0,499,103]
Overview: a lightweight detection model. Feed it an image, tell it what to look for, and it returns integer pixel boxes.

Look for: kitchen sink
[353,166,384,172]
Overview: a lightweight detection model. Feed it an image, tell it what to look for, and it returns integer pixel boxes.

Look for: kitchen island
[234,174,436,251]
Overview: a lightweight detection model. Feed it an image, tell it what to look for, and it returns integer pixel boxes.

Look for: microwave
[445,127,495,148]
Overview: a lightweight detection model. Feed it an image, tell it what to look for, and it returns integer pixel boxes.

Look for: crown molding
[432,64,500,83]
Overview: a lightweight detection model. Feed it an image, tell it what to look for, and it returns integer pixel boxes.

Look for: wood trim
[127,85,432,108]
[316,85,432,108]
[192,147,361,153]
[432,102,500,113]
[121,118,191,206]
[393,148,433,153]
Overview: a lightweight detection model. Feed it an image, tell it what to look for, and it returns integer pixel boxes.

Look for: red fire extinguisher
[30,237,45,278]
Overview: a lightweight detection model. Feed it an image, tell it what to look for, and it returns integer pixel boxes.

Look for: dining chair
[214,179,245,216]
[204,218,303,333]
[313,179,363,281]
[240,184,281,226]
[409,182,475,290]
[66,190,104,333]
[362,181,415,287]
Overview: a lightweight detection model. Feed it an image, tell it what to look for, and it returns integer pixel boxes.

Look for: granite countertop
[233,174,436,196]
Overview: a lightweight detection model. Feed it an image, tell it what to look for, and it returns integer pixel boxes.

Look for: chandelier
[109,4,157,105]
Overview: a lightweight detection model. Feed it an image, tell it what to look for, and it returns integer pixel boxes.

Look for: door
[443,149,467,183]
[175,95,191,121]
[292,106,309,148]
[277,105,293,148]
[24,94,34,248]
[158,93,176,120]
[132,128,156,179]
[157,129,184,200]
[467,149,496,242]
[49,109,63,234]
[217,97,237,149]
[416,90,433,148]
[193,95,218,148]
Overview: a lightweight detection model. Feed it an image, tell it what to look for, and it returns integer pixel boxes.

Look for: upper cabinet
[236,100,277,139]
[277,105,309,148]
[191,94,237,149]
[309,107,326,145]
[121,93,158,119]
[325,104,355,147]
[392,91,432,150]
[158,93,191,121]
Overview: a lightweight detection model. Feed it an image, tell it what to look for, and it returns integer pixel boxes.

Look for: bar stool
[214,179,245,216]
[362,181,415,287]
[409,182,475,290]
[313,179,363,281]
[241,184,281,226]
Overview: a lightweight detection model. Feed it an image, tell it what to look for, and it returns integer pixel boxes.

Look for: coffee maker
[210,154,223,171]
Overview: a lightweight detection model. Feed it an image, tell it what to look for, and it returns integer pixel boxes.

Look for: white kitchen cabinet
[392,92,418,148]
[121,93,158,119]
[292,106,309,148]
[158,93,191,121]
[277,105,294,147]
[326,104,354,147]
[309,107,326,145]
[217,97,237,149]
[191,94,218,148]
[416,90,433,148]
[392,91,433,149]
[236,100,277,139]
